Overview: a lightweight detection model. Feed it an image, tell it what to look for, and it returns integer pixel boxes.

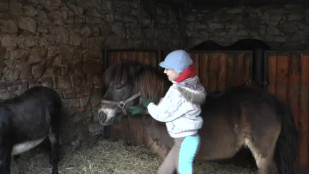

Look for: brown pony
[98,61,299,174]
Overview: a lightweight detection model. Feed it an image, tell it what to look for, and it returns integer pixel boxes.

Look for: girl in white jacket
[146,50,206,174]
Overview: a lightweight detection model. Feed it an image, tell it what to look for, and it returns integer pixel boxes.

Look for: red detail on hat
[175,65,195,82]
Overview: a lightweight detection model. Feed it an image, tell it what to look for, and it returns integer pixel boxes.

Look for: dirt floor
[11,139,258,174]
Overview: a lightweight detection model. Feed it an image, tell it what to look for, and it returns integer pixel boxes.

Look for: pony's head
[97,61,170,126]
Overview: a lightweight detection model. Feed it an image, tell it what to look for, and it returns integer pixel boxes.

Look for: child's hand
[129,106,146,115]
[142,98,158,108]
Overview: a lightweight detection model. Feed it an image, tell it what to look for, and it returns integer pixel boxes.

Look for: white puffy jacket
[147,76,206,138]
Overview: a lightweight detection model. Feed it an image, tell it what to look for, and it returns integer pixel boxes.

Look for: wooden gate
[265,51,309,166]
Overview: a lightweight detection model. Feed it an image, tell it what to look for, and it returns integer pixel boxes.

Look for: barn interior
[0,0,309,173]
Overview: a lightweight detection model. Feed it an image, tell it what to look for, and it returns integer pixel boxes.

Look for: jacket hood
[174,76,206,104]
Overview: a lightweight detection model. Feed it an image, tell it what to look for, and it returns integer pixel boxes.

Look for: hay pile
[12,139,257,174]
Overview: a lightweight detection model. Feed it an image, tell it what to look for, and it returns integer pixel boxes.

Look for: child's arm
[147,87,190,122]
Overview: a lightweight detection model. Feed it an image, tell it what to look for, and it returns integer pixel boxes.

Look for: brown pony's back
[198,86,298,174]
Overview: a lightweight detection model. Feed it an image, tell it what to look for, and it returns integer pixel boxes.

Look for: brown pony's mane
[104,61,170,99]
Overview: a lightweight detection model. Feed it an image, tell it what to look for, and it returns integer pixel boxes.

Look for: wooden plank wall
[189,51,252,92]
[265,51,309,166]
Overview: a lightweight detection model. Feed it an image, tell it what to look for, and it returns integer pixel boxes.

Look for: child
[145,50,206,174]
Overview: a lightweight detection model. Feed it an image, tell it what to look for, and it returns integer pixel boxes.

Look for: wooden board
[265,51,309,166]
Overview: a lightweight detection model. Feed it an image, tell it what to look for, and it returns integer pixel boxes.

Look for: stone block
[3,69,20,81]
[0,19,18,34]
[79,95,90,107]
[90,88,102,106]
[59,45,74,61]
[28,47,46,63]
[69,29,82,46]
[37,11,51,25]
[1,34,17,48]
[31,63,45,78]
[62,88,77,98]
[82,60,102,74]
[17,35,39,48]
[23,5,38,17]
[71,75,83,87]
[18,17,37,33]
[9,49,29,62]
[50,26,69,44]
[81,26,91,37]
[20,65,33,79]
[57,76,71,89]
[62,98,80,108]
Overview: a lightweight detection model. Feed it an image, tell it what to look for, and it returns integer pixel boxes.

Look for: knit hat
[159,50,193,73]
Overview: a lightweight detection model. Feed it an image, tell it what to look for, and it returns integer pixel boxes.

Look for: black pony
[98,61,300,174]
[0,86,61,174]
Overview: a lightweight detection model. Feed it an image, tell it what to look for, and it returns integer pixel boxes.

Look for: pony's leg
[48,128,59,174]
[245,136,278,174]
[241,101,281,174]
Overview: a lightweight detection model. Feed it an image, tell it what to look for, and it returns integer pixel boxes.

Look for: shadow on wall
[190,39,270,51]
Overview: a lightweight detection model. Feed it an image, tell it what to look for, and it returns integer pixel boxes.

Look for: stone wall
[185,4,309,49]
[0,0,185,148]
[0,0,308,148]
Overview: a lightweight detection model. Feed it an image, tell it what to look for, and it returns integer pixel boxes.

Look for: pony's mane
[104,61,169,99]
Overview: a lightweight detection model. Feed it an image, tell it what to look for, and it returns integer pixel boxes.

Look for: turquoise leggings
[158,135,200,174]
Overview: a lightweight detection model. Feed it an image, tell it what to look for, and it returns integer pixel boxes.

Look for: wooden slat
[287,54,301,128]
[244,53,251,84]
[141,52,146,64]
[226,54,234,88]
[108,52,116,66]
[130,52,137,62]
[190,53,200,76]
[275,54,289,103]
[233,53,245,86]
[151,52,157,66]
[199,54,209,89]
[299,54,309,166]
[217,53,227,91]
[141,52,147,64]
[208,53,219,91]
[267,55,277,94]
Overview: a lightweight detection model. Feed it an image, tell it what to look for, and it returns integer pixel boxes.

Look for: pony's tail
[274,102,299,174]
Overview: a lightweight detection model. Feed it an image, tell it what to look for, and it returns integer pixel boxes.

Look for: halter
[101,92,142,115]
